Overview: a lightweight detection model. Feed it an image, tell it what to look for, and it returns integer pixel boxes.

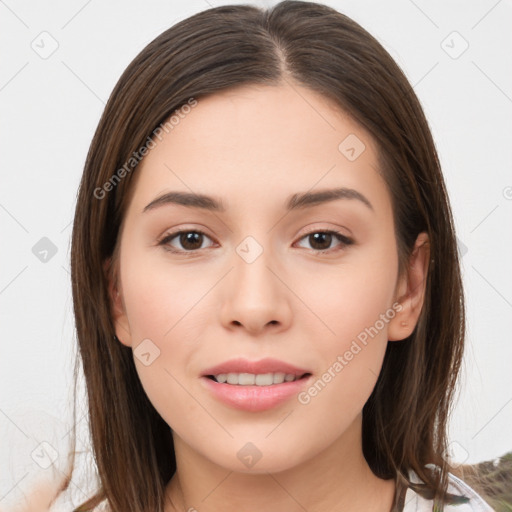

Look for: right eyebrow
[143,191,226,213]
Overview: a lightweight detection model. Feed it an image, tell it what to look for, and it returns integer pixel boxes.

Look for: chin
[201,437,314,475]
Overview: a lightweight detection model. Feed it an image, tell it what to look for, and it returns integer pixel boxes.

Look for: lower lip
[200,375,312,412]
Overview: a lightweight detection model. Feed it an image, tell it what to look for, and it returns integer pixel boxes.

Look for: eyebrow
[143,187,374,213]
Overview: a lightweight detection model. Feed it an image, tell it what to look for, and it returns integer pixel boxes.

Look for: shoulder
[402,466,495,512]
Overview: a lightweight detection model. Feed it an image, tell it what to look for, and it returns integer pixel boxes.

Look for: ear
[104,257,133,347]
[388,232,430,341]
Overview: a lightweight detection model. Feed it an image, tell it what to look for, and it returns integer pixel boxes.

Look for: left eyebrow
[286,187,374,212]
[142,187,374,213]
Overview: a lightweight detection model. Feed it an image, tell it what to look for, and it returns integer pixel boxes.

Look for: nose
[219,243,292,335]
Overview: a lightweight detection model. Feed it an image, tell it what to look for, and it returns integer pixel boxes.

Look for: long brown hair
[67,1,465,510]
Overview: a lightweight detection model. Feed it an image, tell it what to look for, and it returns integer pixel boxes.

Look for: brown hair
[67,1,465,510]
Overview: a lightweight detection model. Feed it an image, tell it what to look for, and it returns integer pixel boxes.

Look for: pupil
[310,232,331,250]
[181,232,202,250]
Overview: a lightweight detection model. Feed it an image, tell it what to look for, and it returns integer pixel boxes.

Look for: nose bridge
[220,232,291,332]
[232,233,277,299]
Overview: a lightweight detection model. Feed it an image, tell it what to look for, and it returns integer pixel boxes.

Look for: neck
[164,414,396,512]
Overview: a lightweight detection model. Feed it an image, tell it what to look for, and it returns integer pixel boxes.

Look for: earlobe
[388,232,430,342]
[103,258,133,347]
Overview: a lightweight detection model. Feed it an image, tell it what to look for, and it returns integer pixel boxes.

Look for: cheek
[296,253,398,348]
[293,246,398,408]
[121,252,215,340]
[119,252,219,422]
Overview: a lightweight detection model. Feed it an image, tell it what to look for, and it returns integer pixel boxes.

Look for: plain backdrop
[1,0,511,507]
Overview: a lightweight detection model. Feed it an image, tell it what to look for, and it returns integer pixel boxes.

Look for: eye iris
[180,232,203,250]
[310,232,332,251]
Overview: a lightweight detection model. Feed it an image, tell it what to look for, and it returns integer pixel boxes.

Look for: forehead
[159,82,372,160]
[128,82,390,216]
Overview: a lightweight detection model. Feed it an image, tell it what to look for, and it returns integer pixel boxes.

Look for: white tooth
[238,373,255,385]
[255,373,274,386]
[214,372,301,385]
[272,372,285,384]
[227,373,239,385]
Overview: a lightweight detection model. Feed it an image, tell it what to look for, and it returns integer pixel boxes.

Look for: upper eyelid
[160,221,352,239]
[300,226,352,238]
[158,228,216,244]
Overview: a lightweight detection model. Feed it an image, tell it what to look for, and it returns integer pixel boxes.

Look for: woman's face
[110,82,420,473]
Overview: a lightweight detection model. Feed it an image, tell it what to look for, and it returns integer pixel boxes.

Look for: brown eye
[296,230,353,253]
[158,230,214,253]
[309,232,333,251]
[178,232,204,250]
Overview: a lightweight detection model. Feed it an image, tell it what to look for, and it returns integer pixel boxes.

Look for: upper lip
[201,357,311,377]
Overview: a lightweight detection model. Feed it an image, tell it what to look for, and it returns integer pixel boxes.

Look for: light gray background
[1,0,511,507]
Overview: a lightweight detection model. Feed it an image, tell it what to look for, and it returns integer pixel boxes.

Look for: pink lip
[200,374,313,412]
[201,357,310,377]
[200,357,312,412]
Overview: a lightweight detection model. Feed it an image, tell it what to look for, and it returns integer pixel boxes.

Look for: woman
[12,1,494,510]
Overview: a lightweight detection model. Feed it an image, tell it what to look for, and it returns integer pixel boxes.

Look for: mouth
[200,357,311,382]
[199,358,313,411]
[204,372,312,386]
[200,371,313,412]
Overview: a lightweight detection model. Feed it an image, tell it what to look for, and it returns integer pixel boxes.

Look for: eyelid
[298,224,352,240]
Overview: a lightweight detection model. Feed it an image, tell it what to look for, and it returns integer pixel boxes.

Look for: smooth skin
[108,81,430,512]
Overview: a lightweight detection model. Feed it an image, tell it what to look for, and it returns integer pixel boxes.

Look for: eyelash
[157,228,354,256]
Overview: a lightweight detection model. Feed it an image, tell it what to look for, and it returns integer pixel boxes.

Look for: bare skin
[109,81,430,512]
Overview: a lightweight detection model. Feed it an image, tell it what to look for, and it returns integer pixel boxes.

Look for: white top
[399,469,494,511]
